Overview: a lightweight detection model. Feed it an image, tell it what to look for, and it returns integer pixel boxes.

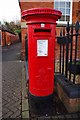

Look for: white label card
[37,40,48,56]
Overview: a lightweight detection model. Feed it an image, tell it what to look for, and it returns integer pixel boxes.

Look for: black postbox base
[29,93,53,116]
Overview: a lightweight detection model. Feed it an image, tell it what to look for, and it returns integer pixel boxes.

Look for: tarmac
[1,42,80,120]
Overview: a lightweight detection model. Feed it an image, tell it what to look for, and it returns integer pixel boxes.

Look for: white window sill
[56,21,72,25]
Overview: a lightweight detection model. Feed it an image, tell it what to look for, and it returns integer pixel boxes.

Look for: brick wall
[5,32,11,45]
[21,28,27,60]
[10,34,19,44]
[5,32,19,46]
[78,36,80,59]
[2,31,19,47]
[72,2,80,23]
[20,2,53,12]
[0,30,1,45]
[2,31,6,47]
[55,27,61,61]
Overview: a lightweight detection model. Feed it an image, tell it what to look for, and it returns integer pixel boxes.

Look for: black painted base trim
[29,93,54,115]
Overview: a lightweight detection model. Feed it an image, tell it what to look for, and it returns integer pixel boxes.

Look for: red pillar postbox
[22,8,62,115]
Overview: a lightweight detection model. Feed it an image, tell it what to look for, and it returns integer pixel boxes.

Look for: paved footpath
[2,42,22,119]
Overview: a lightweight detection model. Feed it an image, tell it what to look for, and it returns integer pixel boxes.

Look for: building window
[54,0,72,24]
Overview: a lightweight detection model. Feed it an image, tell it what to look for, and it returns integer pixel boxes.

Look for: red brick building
[19,0,80,60]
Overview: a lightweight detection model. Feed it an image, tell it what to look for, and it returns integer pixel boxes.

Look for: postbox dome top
[22,8,62,18]
[22,8,62,24]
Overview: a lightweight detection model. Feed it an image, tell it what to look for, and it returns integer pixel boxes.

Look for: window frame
[54,0,73,25]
